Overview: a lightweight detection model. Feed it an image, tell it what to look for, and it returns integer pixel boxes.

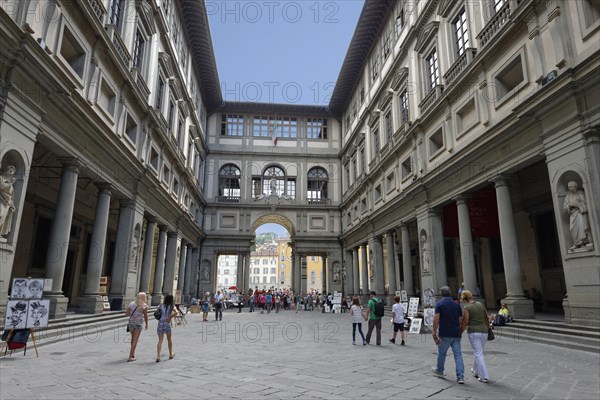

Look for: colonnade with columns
[34,158,200,318]
[342,176,534,318]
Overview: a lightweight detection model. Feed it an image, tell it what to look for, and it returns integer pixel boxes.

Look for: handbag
[126,306,138,332]
[487,327,494,341]
[154,306,162,320]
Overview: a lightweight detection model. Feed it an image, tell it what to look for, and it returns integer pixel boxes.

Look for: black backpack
[374,298,385,318]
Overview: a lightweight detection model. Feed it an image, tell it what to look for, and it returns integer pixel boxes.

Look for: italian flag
[271,120,278,146]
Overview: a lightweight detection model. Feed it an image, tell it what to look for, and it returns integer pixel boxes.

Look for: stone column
[369,234,385,295]
[237,252,244,292]
[401,224,414,295]
[493,176,533,318]
[345,250,354,295]
[162,231,179,296]
[45,158,80,319]
[301,255,308,296]
[190,247,200,298]
[386,231,397,295]
[182,245,192,301]
[352,247,360,295]
[177,241,187,296]
[360,245,369,294]
[151,225,167,305]
[455,195,477,294]
[139,217,156,305]
[293,251,301,294]
[243,252,251,293]
[77,183,111,314]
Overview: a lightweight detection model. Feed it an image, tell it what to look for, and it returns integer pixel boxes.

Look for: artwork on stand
[423,308,435,327]
[401,302,409,316]
[408,318,422,334]
[4,300,28,330]
[400,290,408,302]
[26,300,50,328]
[10,278,44,299]
[407,297,420,317]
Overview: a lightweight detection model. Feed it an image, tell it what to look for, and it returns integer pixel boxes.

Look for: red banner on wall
[443,187,500,238]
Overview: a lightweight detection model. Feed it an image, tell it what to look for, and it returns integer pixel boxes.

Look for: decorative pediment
[368,111,380,127]
[391,67,409,91]
[438,0,456,18]
[378,91,392,111]
[415,21,440,54]
[135,0,157,35]
[158,52,174,76]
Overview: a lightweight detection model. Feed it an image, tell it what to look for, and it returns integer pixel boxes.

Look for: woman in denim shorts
[156,294,176,362]
[125,292,148,362]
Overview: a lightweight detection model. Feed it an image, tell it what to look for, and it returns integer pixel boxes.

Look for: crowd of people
[125,285,516,387]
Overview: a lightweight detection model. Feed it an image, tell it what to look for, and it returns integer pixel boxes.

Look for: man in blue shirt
[432,286,465,384]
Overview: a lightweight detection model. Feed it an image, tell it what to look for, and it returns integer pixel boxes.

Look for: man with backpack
[365,291,385,345]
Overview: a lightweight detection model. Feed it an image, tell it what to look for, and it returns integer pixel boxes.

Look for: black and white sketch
[26,300,50,328]
[408,318,422,334]
[423,288,436,308]
[407,297,420,317]
[4,300,28,330]
[27,279,44,299]
[423,308,435,327]
[10,278,28,299]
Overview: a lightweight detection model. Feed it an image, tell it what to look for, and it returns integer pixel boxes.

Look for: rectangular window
[395,4,405,37]
[132,30,145,69]
[401,157,412,180]
[150,148,159,170]
[167,101,175,131]
[583,0,600,28]
[221,114,244,136]
[426,49,439,90]
[155,77,164,110]
[286,179,296,199]
[306,118,327,139]
[384,110,393,142]
[345,164,350,189]
[125,114,137,144]
[494,54,524,101]
[400,90,409,122]
[372,127,380,154]
[359,148,365,175]
[177,117,184,144]
[371,53,380,82]
[429,127,444,157]
[453,9,469,56]
[108,0,124,29]
[352,158,357,181]
[60,28,86,79]
[98,79,116,116]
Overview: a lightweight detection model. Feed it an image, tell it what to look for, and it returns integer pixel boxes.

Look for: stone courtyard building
[0,0,598,326]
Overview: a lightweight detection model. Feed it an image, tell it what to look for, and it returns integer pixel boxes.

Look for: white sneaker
[470,368,479,378]
[478,377,489,383]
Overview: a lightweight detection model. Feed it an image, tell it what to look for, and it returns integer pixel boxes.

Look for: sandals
[169,353,175,359]
[127,357,136,362]
[156,358,160,363]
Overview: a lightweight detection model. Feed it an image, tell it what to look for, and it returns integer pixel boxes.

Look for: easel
[173,304,187,326]
[0,328,39,358]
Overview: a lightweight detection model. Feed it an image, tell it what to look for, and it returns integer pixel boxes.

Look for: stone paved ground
[1,308,599,399]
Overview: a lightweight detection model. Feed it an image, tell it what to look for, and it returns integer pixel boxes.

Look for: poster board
[400,290,408,302]
[423,308,435,327]
[102,296,110,311]
[11,278,44,299]
[408,318,422,334]
[407,297,420,317]
[333,292,342,304]
[4,300,28,329]
[26,300,50,328]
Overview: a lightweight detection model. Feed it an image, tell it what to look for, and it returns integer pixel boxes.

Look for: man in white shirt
[389,295,406,346]
[214,290,224,321]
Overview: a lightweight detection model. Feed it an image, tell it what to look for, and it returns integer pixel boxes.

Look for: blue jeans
[437,336,465,379]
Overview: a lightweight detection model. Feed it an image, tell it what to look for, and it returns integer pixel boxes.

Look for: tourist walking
[365,291,383,345]
[389,295,406,346]
[432,286,465,384]
[214,290,224,321]
[125,292,148,362]
[201,293,210,321]
[156,294,176,363]
[350,296,367,345]
[461,290,491,383]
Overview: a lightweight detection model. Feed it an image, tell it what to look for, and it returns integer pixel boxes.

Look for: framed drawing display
[407,297,420,317]
[4,300,28,330]
[408,318,422,334]
[401,302,408,315]
[423,308,435,327]
[400,290,408,302]
[10,278,44,299]
[26,300,50,328]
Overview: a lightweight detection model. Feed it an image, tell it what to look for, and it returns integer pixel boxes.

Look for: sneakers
[363,340,367,346]
[431,367,445,378]
[400,340,405,346]
[389,338,395,344]
[352,341,356,345]
[478,377,489,383]
[470,368,479,379]
[457,378,465,384]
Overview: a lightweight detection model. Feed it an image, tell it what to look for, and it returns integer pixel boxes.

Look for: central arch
[251,214,296,237]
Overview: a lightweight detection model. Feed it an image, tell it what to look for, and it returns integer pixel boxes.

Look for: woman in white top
[389,295,406,346]
[125,292,148,362]
[350,296,367,346]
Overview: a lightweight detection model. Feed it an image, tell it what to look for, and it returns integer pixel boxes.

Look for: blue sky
[255,223,289,238]
[207,1,365,105]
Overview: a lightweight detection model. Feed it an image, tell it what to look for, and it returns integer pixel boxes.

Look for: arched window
[218,164,240,199]
[252,165,296,199]
[307,167,328,203]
